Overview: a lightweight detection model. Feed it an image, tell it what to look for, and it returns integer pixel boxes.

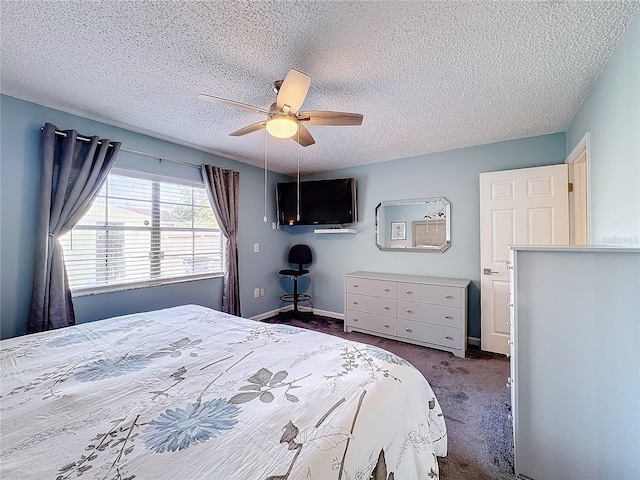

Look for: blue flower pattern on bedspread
[271,325,303,335]
[46,330,106,347]
[75,354,151,382]
[366,346,411,366]
[144,399,240,453]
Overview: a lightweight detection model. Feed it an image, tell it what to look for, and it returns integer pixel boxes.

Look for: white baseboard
[250,306,344,321]
[310,308,344,320]
[249,308,284,321]
[468,337,481,347]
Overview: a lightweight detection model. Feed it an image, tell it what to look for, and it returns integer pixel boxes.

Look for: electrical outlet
[254,288,260,298]
[260,288,264,297]
[253,243,259,253]
[271,222,277,230]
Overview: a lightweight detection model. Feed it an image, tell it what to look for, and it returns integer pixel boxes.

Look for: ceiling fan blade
[197,94,269,115]
[229,121,267,137]
[292,124,315,147]
[298,110,363,126]
[276,69,311,114]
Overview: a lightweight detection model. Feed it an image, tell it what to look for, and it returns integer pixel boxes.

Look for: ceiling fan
[198,69,363,147]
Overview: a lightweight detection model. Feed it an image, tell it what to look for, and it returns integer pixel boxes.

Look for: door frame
[565,132,591,245]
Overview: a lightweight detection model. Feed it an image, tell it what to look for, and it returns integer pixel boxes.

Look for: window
[59,170,222,293]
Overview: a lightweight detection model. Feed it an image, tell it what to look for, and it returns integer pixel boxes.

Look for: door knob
[483,268,499,275]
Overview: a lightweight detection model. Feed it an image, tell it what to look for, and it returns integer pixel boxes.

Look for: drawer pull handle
[406,309,412,313]
[445,336,454,340]
[384,306,390,310]
[406,291,412,294]
[445,315,453,319]
[445,295,453,299]
[353,284,358,288]
[353,301,358,305]
[384,324,390,328]
[406,328,413,333]
[384,288,390,292]
[353,318,358,322]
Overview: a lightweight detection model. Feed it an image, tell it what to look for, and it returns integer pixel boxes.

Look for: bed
[0,305,447,479]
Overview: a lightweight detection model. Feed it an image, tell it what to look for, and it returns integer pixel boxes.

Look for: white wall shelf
[313,228,358,234]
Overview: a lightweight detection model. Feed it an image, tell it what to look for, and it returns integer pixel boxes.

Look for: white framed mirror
[375,197,450,252]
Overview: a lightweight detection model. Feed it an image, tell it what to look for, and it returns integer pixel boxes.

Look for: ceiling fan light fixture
[266,114,298,139]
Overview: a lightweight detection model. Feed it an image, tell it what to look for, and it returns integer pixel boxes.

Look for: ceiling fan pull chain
[296,128,301,222]
[263,128,268,222]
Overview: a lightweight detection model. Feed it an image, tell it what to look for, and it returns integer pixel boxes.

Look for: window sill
[71,273,224,297]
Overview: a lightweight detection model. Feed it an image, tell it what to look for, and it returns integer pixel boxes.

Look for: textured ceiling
[1,1,638,175]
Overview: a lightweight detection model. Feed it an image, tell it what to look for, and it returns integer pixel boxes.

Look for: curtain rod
[45,128,201,169]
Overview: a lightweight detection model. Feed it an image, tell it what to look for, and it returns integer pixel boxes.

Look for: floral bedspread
[0,305,446,479]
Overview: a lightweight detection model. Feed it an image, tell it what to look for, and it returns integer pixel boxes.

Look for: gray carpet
[262,313,515,480]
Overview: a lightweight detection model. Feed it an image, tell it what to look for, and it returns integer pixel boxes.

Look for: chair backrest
[288,244,312,270]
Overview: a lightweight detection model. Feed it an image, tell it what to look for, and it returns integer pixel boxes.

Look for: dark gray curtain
[28,123,121,333]
[201,165,241,316]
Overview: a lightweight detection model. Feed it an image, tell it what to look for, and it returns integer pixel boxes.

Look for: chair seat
[279,268,309,277]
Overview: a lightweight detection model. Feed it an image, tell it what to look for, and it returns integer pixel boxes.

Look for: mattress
[0,305,446,479]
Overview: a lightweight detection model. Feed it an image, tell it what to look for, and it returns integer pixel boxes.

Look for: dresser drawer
[346,277,396,299]
[398,319,462,350]
[347,293,396,317]
[346,310,397,336]
[397,301,462,328]
[344,272,469,358]
[397,282,463,307]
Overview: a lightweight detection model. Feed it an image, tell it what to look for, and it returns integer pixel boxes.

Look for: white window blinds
[59,170,222,293]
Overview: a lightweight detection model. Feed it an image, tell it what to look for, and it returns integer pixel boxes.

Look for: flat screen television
[276,178,357,226]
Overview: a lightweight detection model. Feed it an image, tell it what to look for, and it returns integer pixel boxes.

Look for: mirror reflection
[375,197,450,252]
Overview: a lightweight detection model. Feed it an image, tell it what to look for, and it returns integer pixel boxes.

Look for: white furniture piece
[344,271,470,357]
[508,246,640,480]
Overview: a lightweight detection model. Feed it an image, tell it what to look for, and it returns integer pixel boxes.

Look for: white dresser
[344,271,470,358]
[508,247,640,479]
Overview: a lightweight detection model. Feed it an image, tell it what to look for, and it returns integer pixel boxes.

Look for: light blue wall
[0,95,289,339]
[288,133,567,338]
[566,13,640,247]
[0,95,567,341]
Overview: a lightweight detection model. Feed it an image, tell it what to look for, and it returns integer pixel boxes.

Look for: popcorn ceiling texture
[1,1,637,175]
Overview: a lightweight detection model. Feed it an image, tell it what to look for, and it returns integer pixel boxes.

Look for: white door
[480,165,569,354]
